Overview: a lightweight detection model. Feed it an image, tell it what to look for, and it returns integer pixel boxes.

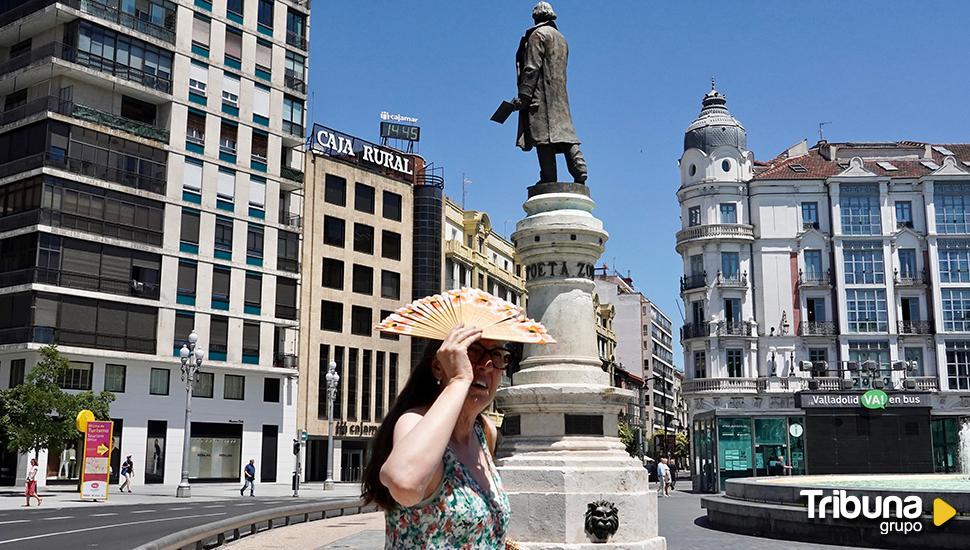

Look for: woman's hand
[435,324,482,386]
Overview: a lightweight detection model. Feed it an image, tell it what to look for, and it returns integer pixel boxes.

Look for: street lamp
[324,361,339,490]
[176,331,205,498]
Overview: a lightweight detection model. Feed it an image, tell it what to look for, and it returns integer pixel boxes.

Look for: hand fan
[376,288,556,344]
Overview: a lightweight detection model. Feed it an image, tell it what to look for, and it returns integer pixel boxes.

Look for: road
[0,495,350,550]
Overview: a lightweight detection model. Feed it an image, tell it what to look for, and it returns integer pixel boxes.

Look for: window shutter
[217,170,235,200]
[249,178,265,207]
[184,160,203,191]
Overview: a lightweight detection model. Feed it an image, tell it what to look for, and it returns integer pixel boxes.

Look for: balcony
[715,320,755,337]
[0,152,165,194]
[284,70,306,94]
[0,325,155,353]
[910,377,939,391]
[1,96,169,143]
[680,323,708,340]
[680,272,706,292]
[277,257,300,273]
[280,166,304,184]
[280,212,302,229]
[898,320,934,334]
[285,30,308,50]
[894,268,928,286]
[797,269,832,288]
[682,378,759,394]
[675,223,754,251]
[798,321,838,336]
[0,267,159,299]
[273,353,298,369]
[71,0,175,43]
[715,271,747,288]
[275,304,298,321]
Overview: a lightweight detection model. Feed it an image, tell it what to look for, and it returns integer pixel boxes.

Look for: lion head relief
[584,499,619,542]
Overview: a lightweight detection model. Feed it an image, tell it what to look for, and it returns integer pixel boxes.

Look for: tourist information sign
[80,420,113,501]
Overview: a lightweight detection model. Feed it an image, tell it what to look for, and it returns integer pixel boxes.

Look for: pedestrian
[24,457,42,507]
[241,459,256,496]
[668,460,678,491]
[119,455,134,493]
[777,455,793,476]
[655,458,669,497]
[663,458,673,496]
[361,325,513,548]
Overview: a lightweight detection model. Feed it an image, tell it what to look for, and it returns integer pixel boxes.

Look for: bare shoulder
[481,415,499,455]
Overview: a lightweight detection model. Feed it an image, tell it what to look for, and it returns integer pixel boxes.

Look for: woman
[24,457,42,507]
[119,455,134,493]
[362,325,512,549]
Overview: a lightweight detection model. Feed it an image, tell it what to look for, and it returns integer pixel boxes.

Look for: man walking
[656,458,669,497]
[240,459,256,497]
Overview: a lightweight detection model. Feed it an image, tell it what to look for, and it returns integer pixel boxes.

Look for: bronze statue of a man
[513,2,587,184]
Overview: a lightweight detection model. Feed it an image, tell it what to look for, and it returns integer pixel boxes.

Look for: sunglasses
[467,344,513,370]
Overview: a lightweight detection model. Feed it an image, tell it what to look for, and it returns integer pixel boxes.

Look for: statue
[500,2,587,185]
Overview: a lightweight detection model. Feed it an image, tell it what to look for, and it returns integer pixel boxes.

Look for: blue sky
[309,2,970,367]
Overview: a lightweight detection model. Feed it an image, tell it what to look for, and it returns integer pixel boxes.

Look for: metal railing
[798,321,838,336]
[802,221,820,230]
[0,325,154,353]
[74,0,176,43]
[280,166,304,184]
[715,321,754,337]
[680,323,708,340]
[285,30,308,50]
[0,96,169,142]
[0,152,165,194]
[894,268,928,285]
[273,353,298,369]
[715,271,747,287]
[284,70,306,93]
[0,267,159,299]
[680,272,706,291]
[277,257,300,273]
[276,304,298,320]
[280,212,302,229]
[898,319,934,334]
[132,499,377,550]
[675,223,755,248]
[798,269,831,287]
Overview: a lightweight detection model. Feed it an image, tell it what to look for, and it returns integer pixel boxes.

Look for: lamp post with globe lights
[176,331,205,498]
[324,361,339,490]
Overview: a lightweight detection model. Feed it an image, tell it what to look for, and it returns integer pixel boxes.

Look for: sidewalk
[0,482,361,510]
[228,511,384,550]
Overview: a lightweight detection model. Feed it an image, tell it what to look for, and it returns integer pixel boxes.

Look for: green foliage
[0,346,114,458]
[617,419,637,457]
[675,431,690,462]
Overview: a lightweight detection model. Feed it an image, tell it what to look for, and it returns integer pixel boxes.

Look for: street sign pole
[293,430,303,497]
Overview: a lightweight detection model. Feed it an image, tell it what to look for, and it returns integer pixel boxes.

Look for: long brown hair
[362,340,443,509]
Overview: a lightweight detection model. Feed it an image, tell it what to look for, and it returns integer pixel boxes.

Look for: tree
[0,346,114,459]
[617,419,637,458]
[674,431,689,464]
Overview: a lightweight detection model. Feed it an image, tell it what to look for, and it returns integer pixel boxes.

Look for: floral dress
[385,420,511,549]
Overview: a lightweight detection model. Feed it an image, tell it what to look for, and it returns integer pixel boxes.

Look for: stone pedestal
[496,183,666,549]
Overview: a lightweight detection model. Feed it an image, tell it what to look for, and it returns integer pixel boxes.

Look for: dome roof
[684,82,746,154]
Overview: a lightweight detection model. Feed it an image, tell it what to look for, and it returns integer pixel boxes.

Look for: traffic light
[293,439,300,455]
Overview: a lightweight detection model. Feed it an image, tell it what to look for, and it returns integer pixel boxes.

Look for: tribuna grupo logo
[801,489,957,536]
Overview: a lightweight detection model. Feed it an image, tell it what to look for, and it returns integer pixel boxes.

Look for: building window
[353,223,375,254]
[251,132,268,164]
[898,249,918,279]
[688,206,701,227]
[937,183,970,234]
[808,348,828,367]
[383,191,402,221]
[946,342,970,390]
[321,300,343,332]
[209,316,229,359]
[9,358,25,387]
[719,203,737,224]
[174,312,195,353]
[263,377,280,403]
[388,352,399,405]
[382,230,401,261]
[379,309,399,341]
[215,216,233,254]
[375,351,385,419]
[804,249,822,279]
[257,0,273,28]
[324,216,345,247]
[224,374,245,400]
[895,201,913,228]
[245,272,262,311]
[193,372,214,398]
[720,252,739,280]
[904,347,924,376]
[212,267,231,304]
[840,185,881,235]
[352,264,374,295]
[938,240,970,283]
[848,341,890,387]
[183,158,203,195]
[942,289,970,332]
[324,174,346,206]
[843,241,884,284]
[181,209,200,245]
[255,39,272,73]
[726,349,743,377]
[693,351,706,378]
[149,368,170,395]
[318,344,331,418]
[104,364,126,393]
[242,322,260,364]
[351,306,372,336]
[347,348,358,420]
[282,95,303,136]
[277,230,299,272]
[275,277,297,320]
[247,224,264,259]
[177,261,197,299]
[363,350,373,421]
[188,58,208,94]
[59,361,93,390]
[225,27,242,63]
[845,289,888,332]
[322,258,344,289]
[381,270,401,300]
[801,202,819,228]
[219,122,237,155]
[285,8,306,47]
[187,111,206,144]
[227,0,243,17]
[355,182,375,214]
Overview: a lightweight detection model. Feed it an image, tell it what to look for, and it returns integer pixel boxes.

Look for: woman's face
[463,339,510,410]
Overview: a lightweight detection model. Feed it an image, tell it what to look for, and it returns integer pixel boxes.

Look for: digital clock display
[380,121,420,142]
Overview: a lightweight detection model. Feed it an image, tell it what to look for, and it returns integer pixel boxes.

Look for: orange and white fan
[376,288,555,344]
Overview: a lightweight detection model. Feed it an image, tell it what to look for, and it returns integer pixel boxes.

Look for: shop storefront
[188,422,243,481]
